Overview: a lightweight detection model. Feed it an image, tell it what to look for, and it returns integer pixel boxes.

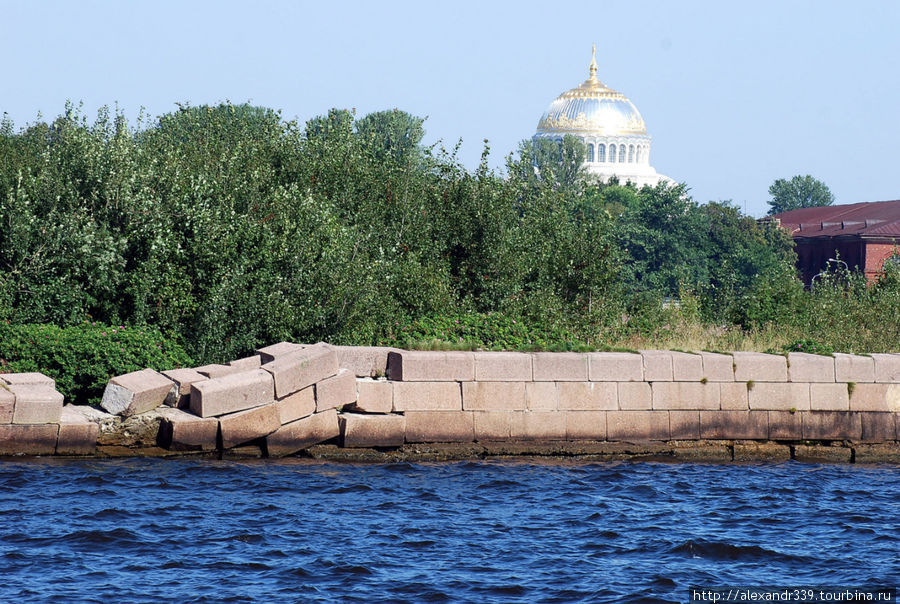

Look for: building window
[587,143,594,163]
[609,144,616,162]
[636,146,642,164]
[628,145,634,163]
[619,145,626,163]
[597,144,605,162]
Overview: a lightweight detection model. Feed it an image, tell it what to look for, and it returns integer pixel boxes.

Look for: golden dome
[536,46,647,136]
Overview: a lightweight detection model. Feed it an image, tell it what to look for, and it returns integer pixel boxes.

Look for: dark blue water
[0,459,897,603]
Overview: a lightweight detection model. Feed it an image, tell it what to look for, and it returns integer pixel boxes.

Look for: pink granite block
[809,383,850,411]
[10,384,64,424]
[156,407,219,452]
[510,412,567,441]
[190,369,275,418]
[556,382,617,410]
[227,355,262,371]
[340,413,406,447]
[462,382,526,411]
[473,352,532,381]
[566,411,607,440]
[801,411,862,440]
[56,406,99,455]
[787,352,835,382]
[651,382,719,410]
[266,409,339,457]
[474,412,511,440]
[588,352,642,382]
[262,342,339,398]
[872,354,900,383]
[849,383,899,412]
[700,352,735,382]
[352,379,393,414]
[315,369,358,412]
[641,351,673,381]
[392,382,462,411]
[334,346,398,377]
[748,382,810,411]
[275,386,316,424]
[525,382,557,411]
[833,353,875,383]
[256,341,306,364]
[859,412,898,443]
[531,353,589,382]
[700,411,769,440]
[100,369,174,417]
[732,352,788,382]
[162,368,208,409]
[219,403,281,449]
[672,352,704,381]
[0,372,55,387]
[768,411,802,440]
[0,387,14,423]
[617,382,652,410]
[0,424,59,455]
[669,410,701,440]
[404,411,475,443]
[386,351,474,382]
[606,411,670,441]
[720,382,749,410]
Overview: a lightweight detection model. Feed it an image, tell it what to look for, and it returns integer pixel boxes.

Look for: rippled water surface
[1,458,898,602]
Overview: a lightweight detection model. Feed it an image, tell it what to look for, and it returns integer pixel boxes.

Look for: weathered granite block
[719,382,749,410]
[588,352,642,382]
[474,352,532,381]
[266,409,339,457]
[748,382,810,411]
[700,352,735,382]
[641,351,673,381]
[56,406,99,455]
[462,381,527,411]
[801,411,862,440]
[162,368,208,409]
[734,442,792,462]
[767,410,802,439]
[833,353,875,383]
[849,383,900,412]
[0,387,14,423]
[227,355,262,371]
[404,411,475,442]
[190,369,275,418]
[256,341,306,364]
[787,352,835,382]
[651,382,719,410]
[352,379,393,414]
[474,411,511,440]
[872,353,900,383]
[0,424,59,455]
[315,369,357,412]
[0,372,55,387]
[672,352,704,381]
[859,412,898,443]
[617,382,652,410]
[194,364,242,379]
[699,411,768,440]
[156,407,219,451]
[393,382,461,411]
[100,369,174,417]
[525,382,557,410]
[262,342,339,398]
[387,350,474,382]
[334,345,398,377]
[11,384,64,424]
[566,410,607,440]
[669,410,701,440]
[733,352,787,382]
[275,386,315,424]
[219,403,281,449]
[607,411,670,441]
[556,382,617,410]
[809,383,849,411]
[510,412,567,441]
[340,413,405,447]
[531,352,589,382]
[794,444,852,463]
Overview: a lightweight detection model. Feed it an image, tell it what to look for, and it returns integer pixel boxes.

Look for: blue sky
[3,0,899,216]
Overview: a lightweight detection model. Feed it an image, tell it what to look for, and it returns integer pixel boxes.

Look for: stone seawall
[2,345,899,462]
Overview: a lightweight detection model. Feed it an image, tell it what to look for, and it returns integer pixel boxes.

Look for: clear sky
[3,0,899,216]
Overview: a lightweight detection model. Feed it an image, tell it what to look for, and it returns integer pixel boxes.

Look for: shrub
[0,322,193,407]
[782,338,834,356]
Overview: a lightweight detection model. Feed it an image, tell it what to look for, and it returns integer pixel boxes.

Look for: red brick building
[771,200,900,285]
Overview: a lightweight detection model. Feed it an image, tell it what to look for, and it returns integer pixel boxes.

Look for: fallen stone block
[566,410,607,440]
[194,364,243,379]
[0,424,59,455]
[262,342,339,398]
[669,410,701,440]
[768,411,802,439]
[266,409,340,457]
[219,403,281,449]
[462,382,527,411]
[525,382,557,411]
[56,406,99,455]
[162,368,208,409]
[100,369,174,417]
[809,383,849,411]
[315,369,357,412]
[473,411,511,440]
[392,382,461,411]
[556,382,617,410]
[275,386,315,424]
[833,353,875,383]
[404,411,475,442]
[474,352,532,381]
[256,341,306,364]
[339,413,405,447]
[699,411,768,440]
[532,352,589,382]
[787,352,835,382]
[641,351,673,381]
[801,411,862,440]
[859,412,898,443]
[510,411,567,441]
[651,382,719,410]
[700,352,735,382]
[227,355,262,371]
[190,369,275,418]
[748,382,810,411]
[672,352,704,381]
[351,379,392,414]
[872,353,900,383]
[334,345,398,377]
[0,387,13,423]
[606,411,670,441]
[588,352,642,382]
[387,350,475,382]
[10,384,64,424]
[0,372,56,387]
[732,352,787,382]
[156,407,219,451]
[617,382,652,410]
[720,382,749,410]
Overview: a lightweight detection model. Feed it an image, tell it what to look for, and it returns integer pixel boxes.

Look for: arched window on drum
[636,146,642,164]
[609,144,616,163]
[628,145,634,163]
[597,144,606,163]
[618,145,626,163]
[587,143,594,163]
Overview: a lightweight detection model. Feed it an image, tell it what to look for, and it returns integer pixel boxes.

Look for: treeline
[1,103,898,369]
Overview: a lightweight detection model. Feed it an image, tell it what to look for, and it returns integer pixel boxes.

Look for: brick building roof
[771,200,900,239]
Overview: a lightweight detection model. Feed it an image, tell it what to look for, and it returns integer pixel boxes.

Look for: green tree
[766,174,835,215]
